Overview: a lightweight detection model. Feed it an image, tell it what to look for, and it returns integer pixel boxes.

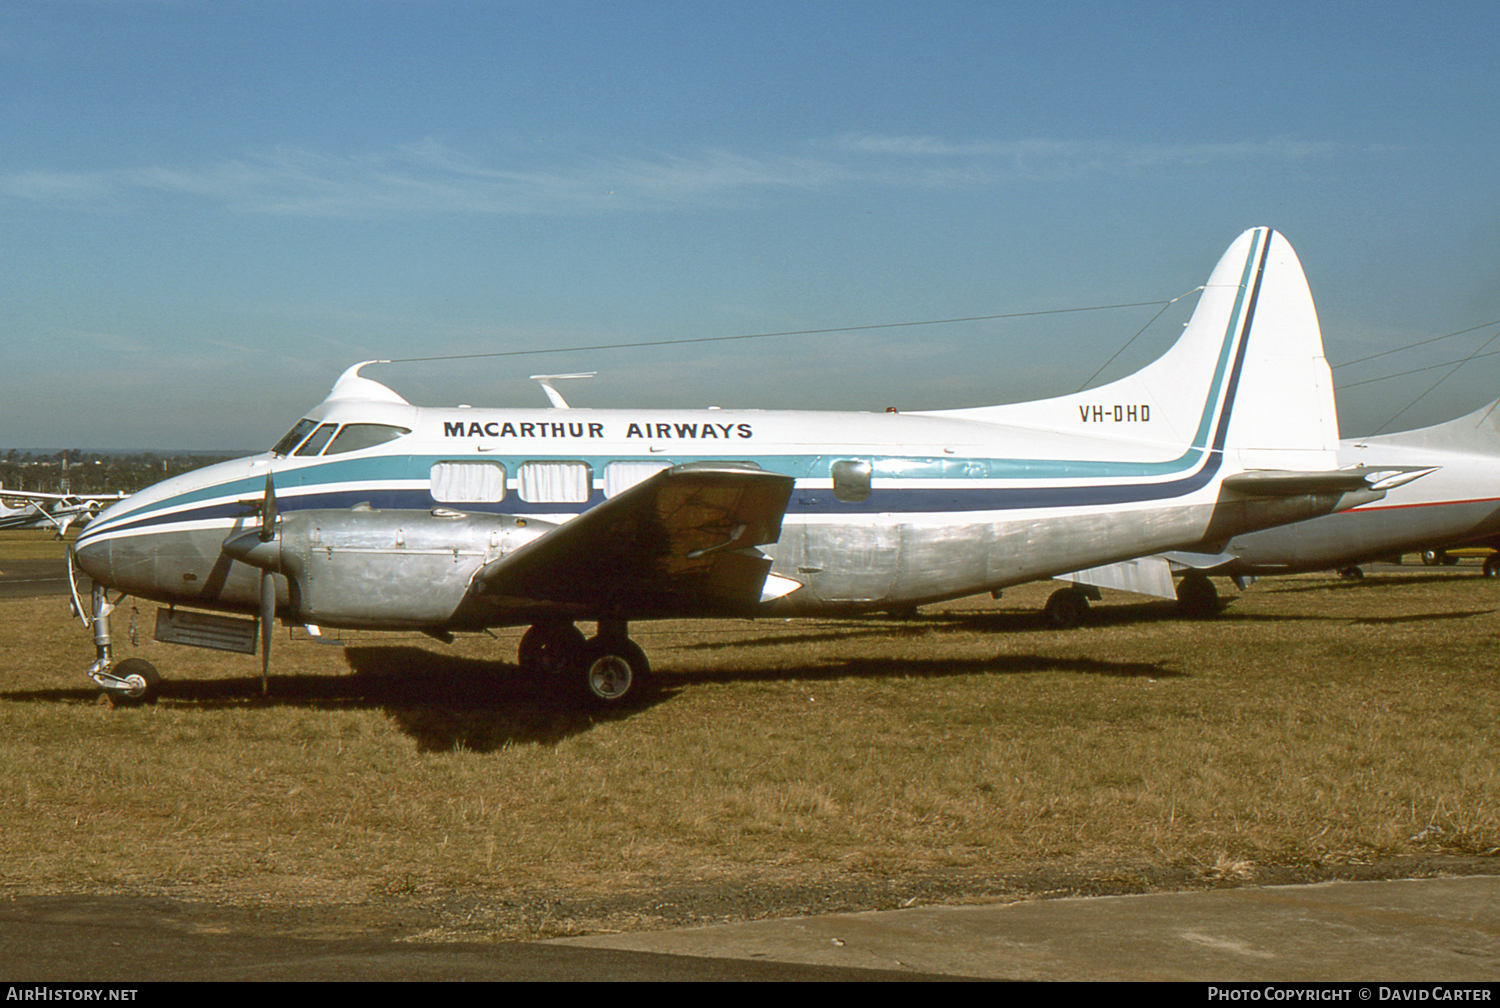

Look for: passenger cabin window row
[431,458,879,506]
[430,460,675,504]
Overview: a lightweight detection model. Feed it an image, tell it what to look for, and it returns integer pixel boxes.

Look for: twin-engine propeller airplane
[1,489,122,538]
[71,227,1423,708]
[1054,397,1500,616]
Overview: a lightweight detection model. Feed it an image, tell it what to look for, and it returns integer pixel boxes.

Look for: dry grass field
[1,529,1496,940]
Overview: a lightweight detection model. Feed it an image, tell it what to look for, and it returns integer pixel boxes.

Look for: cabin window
[603,460,673,498]
[517,460,593,503]
[324,423,411,456]
[831,459,872,502]
[271,419,319,456]
[430,461,507,503]
[293,423,339,457]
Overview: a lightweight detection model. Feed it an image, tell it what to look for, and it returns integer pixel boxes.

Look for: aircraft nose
[73,537,112,584]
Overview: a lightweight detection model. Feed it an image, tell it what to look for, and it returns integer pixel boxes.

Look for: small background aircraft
[0,489,121,538]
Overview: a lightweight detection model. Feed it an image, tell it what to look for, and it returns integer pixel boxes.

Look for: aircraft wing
[0,489,123,502]
[472,463,796,616]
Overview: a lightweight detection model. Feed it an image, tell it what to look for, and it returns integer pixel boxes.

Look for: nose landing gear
[82,583,163,706]
[96,658,162,707]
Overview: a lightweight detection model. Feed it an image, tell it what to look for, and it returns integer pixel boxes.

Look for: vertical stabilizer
[1360,398,1500,455]
[1216,231,1340,470]
[931,228,1340,472]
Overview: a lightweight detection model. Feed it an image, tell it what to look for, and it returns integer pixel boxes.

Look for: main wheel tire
[1422,550,1445,567]
[1483,555,1499,578]
[1337,566,1365,581]
[518,622,585,675]
[1176,574,1220,618]
[1043,588,1089,630]
[104,658,161,708]
[571,639,649,707]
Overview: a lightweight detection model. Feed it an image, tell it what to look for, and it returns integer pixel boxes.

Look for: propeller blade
[259,570,275,696]
[259,474,278,543]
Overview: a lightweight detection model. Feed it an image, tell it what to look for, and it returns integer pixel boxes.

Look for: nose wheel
[94,658,162,707]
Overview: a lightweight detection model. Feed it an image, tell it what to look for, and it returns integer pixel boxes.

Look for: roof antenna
[529,372,596,409]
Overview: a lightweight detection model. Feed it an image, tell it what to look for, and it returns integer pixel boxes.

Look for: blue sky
[4,0,1499,449]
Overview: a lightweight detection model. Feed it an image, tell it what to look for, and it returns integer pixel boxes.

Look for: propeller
[257,474,277,695]
[259,473,278,541]
[223,473,281,696]
[259,563,275,695]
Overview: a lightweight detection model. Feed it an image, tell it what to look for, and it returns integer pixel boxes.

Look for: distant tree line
[0,450,248,496]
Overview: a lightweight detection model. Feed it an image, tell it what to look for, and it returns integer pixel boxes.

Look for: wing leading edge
[472,463,795,617]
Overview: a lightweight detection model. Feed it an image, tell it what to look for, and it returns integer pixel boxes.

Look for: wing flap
[474,463,795,615]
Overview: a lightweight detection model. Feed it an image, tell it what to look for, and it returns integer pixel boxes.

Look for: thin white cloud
[0,170,113,200]
[0,134,1343,219]
[830,133,1339,165]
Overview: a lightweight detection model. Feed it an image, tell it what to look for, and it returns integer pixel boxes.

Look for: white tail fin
[1362,398,1500,455]
[932,227,1341,472]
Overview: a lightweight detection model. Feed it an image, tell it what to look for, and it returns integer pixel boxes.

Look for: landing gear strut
[519,619,651,707]
[83,583,163,706]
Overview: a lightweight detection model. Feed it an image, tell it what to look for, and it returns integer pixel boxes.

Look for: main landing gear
[1175,571,1221,618]
[1043,573,1224,627]
[518,619,651,707]
[1043,587,1093,629]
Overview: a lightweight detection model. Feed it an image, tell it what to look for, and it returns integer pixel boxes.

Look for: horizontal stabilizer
[1223,470,1372,496]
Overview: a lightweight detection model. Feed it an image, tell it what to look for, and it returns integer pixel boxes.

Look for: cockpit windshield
[324,423,411,454]
[293,423,339,456]
[271,419,318,456]
[270,420,411,458]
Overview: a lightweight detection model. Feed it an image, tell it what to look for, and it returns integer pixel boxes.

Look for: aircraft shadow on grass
[2,636,1181,752]
[1268,574,1494,594]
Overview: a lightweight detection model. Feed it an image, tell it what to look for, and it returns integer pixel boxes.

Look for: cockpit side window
[323,423,412,456]
[271,419,319,457]
[293,423,339,456]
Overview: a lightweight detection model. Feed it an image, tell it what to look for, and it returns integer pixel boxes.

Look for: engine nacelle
[225,505,555,628]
